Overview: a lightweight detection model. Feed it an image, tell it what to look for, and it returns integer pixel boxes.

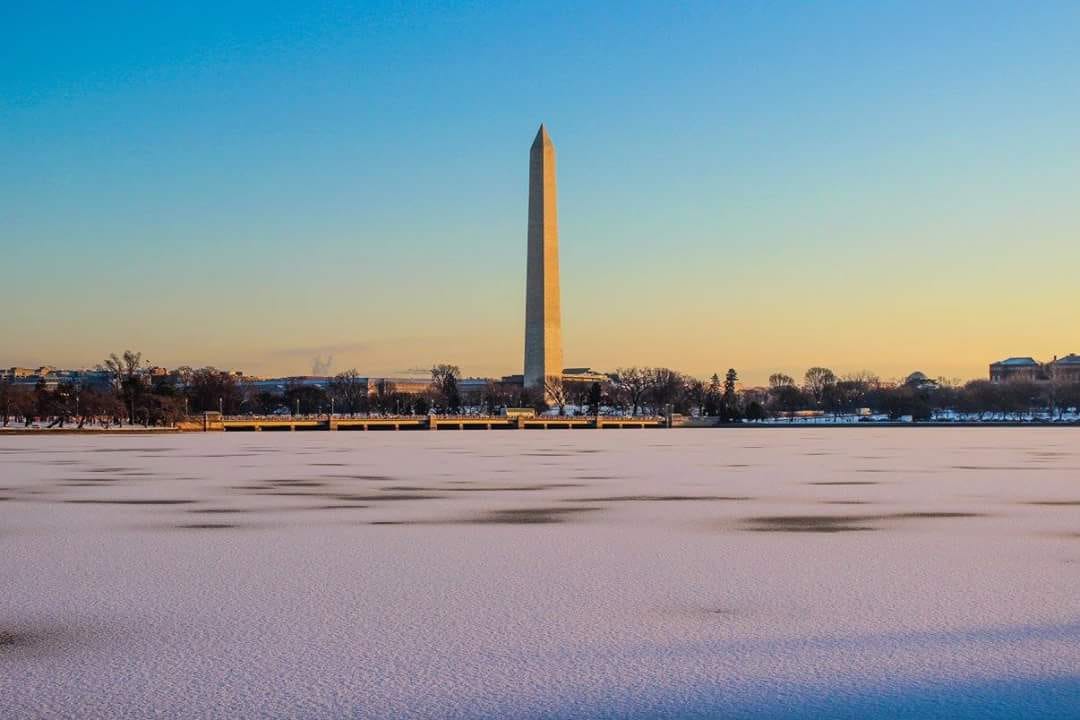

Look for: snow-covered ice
[1,429,1079,719]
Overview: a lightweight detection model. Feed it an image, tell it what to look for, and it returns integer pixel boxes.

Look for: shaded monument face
[524,124,563,390]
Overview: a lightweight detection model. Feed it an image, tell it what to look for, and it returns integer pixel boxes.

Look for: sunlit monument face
[524,123,563,391]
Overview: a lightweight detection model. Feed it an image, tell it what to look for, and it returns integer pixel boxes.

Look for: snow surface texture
[1,429,1079,719]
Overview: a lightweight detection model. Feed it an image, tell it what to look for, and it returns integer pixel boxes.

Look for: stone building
[989,355,1080,383]
[989,357,1044,383]
[1050,354,1080,383]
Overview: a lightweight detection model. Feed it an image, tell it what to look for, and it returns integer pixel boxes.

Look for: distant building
[500,368,609,389]
[989,355,1080,383]
[241,375,433,397]
[68,369,114,390]
[989,357,1043,383]
[370,377,432,395]
[561,368,610,385]
[456,378,491,396]
[1,367,112,390]
[244,376,331,394]
[1050,354,1080,383]
[903,371,940,391]
[0,366,64,387]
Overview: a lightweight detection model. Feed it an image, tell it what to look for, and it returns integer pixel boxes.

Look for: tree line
[4,353,1080,428]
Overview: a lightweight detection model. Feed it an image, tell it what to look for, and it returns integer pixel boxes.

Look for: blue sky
[3,1,1078,381]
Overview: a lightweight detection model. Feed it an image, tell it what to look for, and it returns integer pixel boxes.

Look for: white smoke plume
[311,354,333,376]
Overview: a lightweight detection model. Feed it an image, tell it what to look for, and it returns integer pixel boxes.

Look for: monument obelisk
[524,124,563,391]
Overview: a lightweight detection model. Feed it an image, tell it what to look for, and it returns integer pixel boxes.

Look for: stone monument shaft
[524,124,563,390]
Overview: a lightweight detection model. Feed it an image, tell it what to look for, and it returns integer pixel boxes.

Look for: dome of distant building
[904,371,938,390]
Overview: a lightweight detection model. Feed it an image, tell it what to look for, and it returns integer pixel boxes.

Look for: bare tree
[566,381,598,415]
[612,367,649,416]
[480,380,514,415]
[370,379,398,415]
[0,379,11,427]
[843,370,879,388]
[543,375,568,415]
[684,378,706,416]
[186,367,242,415]
[101,351,143,389]
[1043,362,1064,419]
[803,367,837,407]
[1057,382,1080,416]
[173,366,195,386]
[100,350,146,423]
[9,385,36,426]
[647,368,685,415]
[76,387,113,427]
[329,369,367,416]
[768,373,795,390]
[430,364,461,413]
[825,378,869,417]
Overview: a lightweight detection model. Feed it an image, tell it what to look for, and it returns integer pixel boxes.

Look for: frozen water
[1,429,1079,718]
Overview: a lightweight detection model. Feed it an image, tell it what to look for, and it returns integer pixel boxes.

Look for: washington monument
[524,124,563,390]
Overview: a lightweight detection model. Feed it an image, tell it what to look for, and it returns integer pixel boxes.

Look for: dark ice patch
[743,511,983,533]
[371,506,601,526]
[384,483,582,493]
[570,495,750,503]
[743,515,875,533]
[263,480,327,487]
[64,499,197,505]
[0,630,30,648]
[91,447,172,453]
[0,624,82,654]
[324,474,397,481]
[472,506,601,524]
[810,481,879,486]
[951,465,1053,471]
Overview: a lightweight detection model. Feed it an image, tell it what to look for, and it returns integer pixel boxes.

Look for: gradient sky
[3,1,1078,384]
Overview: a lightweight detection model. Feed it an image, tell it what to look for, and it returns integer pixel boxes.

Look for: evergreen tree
[722,368,740,421]
[704,373,722,416]
[588,382,602,416]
